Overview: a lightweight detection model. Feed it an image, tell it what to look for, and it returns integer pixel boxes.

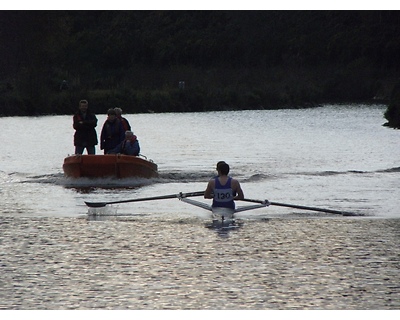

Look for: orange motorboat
[63,154,158,179]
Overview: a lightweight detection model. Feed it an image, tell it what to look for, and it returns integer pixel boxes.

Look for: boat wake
[377,166,400,173]
[158,170,211,182]
[11,165,400,192]
[292,167,400,177]
[18,173,156,190]
[242,173,274,182]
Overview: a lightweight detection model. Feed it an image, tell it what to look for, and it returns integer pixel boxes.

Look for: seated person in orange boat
[107,131,140,156]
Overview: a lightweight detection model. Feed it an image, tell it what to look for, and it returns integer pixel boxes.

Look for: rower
[204,161,244,216]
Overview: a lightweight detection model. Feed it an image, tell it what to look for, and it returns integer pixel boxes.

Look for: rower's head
[216,161,225,168]
[216,161,229,175]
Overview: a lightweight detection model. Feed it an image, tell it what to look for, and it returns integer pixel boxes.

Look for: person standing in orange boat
[73,99,98,154]
[114,107,131,131]
[100,108,125,154]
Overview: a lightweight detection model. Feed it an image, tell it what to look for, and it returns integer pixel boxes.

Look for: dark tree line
[1,11,400,116]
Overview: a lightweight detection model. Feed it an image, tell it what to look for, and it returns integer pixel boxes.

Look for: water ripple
[1,216,399,309]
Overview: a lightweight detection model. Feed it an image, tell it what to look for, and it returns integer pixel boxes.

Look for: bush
[384,81,400,128]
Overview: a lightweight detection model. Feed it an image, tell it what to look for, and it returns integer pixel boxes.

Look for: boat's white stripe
[179,198,212,211]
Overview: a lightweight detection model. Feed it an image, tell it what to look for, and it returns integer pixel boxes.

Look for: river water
[0,104,399,311]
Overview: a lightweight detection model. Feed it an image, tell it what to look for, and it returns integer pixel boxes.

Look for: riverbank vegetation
[0,11,399,116]
[384,81,400,129]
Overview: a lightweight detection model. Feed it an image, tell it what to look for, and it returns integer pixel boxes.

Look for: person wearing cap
[204,161,244,210]
[114,107,131,131]
[100,108,125,154]
[72,99,98,154]
[107,130,140,156]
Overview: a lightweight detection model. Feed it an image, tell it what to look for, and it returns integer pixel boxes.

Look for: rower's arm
[204,180,214,199]
[233,180,244,200]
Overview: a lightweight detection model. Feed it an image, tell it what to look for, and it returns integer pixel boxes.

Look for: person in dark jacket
[73,100,98,154]
[100,108,125,154]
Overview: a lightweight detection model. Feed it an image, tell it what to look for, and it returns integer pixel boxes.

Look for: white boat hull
[179,197,268,227]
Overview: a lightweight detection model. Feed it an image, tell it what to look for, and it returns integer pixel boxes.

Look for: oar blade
[84,201,108,208]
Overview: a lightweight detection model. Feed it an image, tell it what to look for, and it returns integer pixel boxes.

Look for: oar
[240,198,362,216]
[85,191,205,208]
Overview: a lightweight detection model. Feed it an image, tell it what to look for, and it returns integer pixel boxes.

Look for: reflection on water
[1,106,400,310]
[0,216,399,309]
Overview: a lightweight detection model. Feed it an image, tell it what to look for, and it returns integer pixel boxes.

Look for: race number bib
[214,188,233,202]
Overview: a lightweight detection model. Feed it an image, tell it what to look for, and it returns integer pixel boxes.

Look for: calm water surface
[0,105,399,310]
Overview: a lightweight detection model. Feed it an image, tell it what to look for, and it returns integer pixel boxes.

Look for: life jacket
[120,117,131,131]
[121,135,137,153]
[74,112,86,123]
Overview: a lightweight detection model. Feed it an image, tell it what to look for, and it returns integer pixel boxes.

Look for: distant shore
[0,65,395,117]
